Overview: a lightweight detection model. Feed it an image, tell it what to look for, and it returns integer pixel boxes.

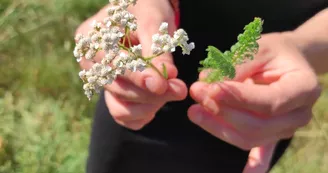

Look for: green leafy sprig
[199,17,264,83]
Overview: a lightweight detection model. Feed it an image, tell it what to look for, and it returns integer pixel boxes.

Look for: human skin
[76,0,188,131]
[188,9,328,173]
[76,1,328,173]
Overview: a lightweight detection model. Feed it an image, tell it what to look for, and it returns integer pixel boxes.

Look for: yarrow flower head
[73,0,195,100]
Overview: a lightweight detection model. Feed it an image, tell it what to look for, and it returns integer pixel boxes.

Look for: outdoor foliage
[0,0,327,173]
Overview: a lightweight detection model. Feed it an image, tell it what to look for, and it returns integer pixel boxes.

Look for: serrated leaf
[199,17,263,83]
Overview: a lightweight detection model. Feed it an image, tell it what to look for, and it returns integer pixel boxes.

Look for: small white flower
[91,33,101,42]
[120,1,129,9]
[120,19,128,26]
[111,45,120,54]
[127,22,137,31]
[104,54,115,62]
[73,48,80,58]
[159,22,168,34]
[79,70,86,78]
[181,42,195,55]
[91,20,102,30]
[135,58,147,72]
[151,44,162,54]
[109,0,120,5]
[106,7,116,15]
[106,21,112,27]
[115,68,126,75]
[75,34,83,41]
[87,76,97,83]
[152,34,160,44]
[112,13,122,22]
[131,44,142,56]
[76,57,82,62]
[85,50,96,60]
[162,45,171,52]
[129,0,137,5]
[100,28,110,34]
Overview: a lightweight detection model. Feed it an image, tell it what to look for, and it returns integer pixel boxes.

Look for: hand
[188,32,322,173]
[76,0,187,130]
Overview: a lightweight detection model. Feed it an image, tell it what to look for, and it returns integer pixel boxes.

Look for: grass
[0,0,327,172]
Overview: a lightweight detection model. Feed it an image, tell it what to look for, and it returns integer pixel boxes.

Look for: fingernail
[145,77,156,92]
[247,156,264,168]
[169,81,180,91]
[203,96,219,114]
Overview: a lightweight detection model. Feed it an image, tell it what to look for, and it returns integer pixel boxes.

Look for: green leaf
[199,17,263,83]
[199,46,235,82]
[162,63,168,79]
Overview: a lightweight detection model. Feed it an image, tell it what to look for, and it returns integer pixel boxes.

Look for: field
[0,0,327,172]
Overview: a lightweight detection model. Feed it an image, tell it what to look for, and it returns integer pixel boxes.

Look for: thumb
[243,143,277,173]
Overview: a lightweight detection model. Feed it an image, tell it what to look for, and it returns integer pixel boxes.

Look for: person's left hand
[188,32,322,173]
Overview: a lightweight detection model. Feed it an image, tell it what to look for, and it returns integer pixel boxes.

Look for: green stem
[138,56,167,79]
[118,43,129,51]
[144,52,164,60]
[126,29,132,48]
[122,36,126,46]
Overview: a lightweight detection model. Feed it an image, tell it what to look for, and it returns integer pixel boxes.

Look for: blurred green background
[0,0,327,172]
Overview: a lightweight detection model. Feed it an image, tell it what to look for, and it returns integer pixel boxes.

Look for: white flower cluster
[151,22,195,55]
[73,0,195,100]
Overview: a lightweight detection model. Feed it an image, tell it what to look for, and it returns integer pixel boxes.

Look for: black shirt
[86,1,328,173]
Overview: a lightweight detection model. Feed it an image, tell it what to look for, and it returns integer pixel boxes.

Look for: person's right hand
[75,0,187,130]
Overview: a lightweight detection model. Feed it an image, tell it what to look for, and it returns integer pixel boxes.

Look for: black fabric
[86,1,328,173]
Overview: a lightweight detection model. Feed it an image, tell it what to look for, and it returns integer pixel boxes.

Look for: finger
[217,105,311,137]
[192,71,320,116]
[104,90,160,122]
[243,143,277,173]
[120,54,178,94]
[190,88,312,136]
[79,57,95,70]
[187,104,295,150]
[188,104,252,150]
[233,45,272,82]
[198,69,213,81]
[198,45,271,83]
[106,78,187,103]
[121,13,178,93]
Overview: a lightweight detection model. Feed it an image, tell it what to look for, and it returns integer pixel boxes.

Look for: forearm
[286,8,328,74]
